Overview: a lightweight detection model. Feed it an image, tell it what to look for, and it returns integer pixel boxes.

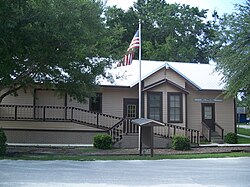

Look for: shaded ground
[5,145,250,157]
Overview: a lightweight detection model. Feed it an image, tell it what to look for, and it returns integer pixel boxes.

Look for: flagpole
[138,19,142,155]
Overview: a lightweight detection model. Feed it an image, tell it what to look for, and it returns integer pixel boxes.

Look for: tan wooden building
[0,60,236,146]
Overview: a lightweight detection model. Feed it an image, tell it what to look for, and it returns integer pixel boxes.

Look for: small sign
[194,98,223,102]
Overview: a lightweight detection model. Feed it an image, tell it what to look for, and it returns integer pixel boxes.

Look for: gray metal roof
[131,118,165,127]
[98,60,225,90]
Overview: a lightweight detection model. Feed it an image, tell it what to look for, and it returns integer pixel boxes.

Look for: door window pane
[127,104,137,118]
[204,106,212,119]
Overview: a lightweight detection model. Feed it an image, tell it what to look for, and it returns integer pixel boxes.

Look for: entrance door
[123,99,139,119]
[202,103,215,131]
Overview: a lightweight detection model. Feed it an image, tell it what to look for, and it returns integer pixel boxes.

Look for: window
[168,92,183,123]
[204,106,212,120]
[89,93,102,113]
[126,104,137,118]
[147,92,162,121]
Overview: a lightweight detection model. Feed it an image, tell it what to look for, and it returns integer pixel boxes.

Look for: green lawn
[238,128,250,136]
[238,136,250,144]
[1,152,250,161]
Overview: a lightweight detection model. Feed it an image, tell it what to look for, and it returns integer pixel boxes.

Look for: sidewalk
[200,143,250,147]
[237,134,250,139]
[238,125,250,129]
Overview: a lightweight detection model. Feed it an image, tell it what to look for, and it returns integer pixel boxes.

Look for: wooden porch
[0,104,200,146]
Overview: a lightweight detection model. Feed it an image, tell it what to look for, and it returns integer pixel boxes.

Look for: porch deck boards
[1,121,106,144]
[0,121,103,131]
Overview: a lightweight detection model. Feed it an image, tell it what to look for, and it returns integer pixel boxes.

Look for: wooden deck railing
[0,104,200,145]
[154,123,200,144]
[108,119,138,143]
[215,123,224,139]
[201,122,224,142]
[109,120,200,145]
[202,122,211,142]
[0,104,122,129]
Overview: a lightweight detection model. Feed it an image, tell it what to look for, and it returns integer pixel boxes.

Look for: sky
[106,0,246,17]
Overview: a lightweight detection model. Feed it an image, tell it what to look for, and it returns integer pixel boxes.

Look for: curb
[7,143,94,148]
[199,143,250,147]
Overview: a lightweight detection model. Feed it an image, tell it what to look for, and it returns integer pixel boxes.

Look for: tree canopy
[105,0,216,63]
[212,0,250,108]
[0,0,109,103]
[2,0,245,104]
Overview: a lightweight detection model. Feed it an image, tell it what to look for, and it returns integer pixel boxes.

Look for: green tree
[104,6,139,59]
[105,0,216,63]
[0,0,110,103]
[212,0,250,106]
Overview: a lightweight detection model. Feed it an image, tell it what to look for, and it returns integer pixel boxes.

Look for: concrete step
[210,131,224,144]
[211,137,224,144]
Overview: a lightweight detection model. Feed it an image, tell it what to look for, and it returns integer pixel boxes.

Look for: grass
[1,152,250,161]
[238,128,250,136]
[237,126,250,144]
[238,136,250,144]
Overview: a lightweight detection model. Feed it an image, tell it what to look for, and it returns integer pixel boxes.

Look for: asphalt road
[0,158,250,187]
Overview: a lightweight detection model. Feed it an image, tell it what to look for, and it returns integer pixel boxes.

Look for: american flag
[118,30,140,67]
[117,52,134,67]
[127,30,140,52]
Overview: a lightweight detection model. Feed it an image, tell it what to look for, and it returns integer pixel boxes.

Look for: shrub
[225,132,238,144]
[93,134,112,149]
[172,135,191,150]
[0,129,7,156]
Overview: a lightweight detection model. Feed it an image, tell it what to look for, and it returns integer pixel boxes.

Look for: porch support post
[71,107,74,122]
[64,92,67,120]
[139,128,142,156]
[14,105,17,120]
[33,88,36,119]
[43,106,46,121]
[96,113,99,128]
[150,126,154,157]
[185,93,188,129]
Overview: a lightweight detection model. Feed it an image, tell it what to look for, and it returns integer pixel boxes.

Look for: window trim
[167,92,183,123]
[147,91,163,122]
[89,93,102,113]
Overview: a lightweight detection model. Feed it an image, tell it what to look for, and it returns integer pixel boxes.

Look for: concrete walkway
[238,125,250,129]
[237,134,250,139]
[237,124,250,139]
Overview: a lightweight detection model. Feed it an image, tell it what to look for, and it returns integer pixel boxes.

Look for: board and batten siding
[144,68,166,87]
[67,97,89,110]
[186,85,235,134]
[143,68,186,89]
[215,98,235,134]
[100,87,138,117]
[165,68,186,88]
[0,89,34,105]
[0,89,34,119]
[35,90,65,106]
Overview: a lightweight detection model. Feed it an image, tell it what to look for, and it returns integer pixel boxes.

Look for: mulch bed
[5,145,250,157]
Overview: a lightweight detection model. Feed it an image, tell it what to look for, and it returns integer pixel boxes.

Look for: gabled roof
[98,60,225,90]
